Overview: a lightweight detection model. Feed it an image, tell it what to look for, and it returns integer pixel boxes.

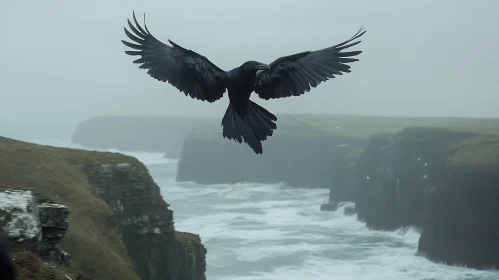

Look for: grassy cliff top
[448,134,499,168]
[0,136,142,280]
[174,231,202,247]
[365,129,499,168]
[191,114,499,140]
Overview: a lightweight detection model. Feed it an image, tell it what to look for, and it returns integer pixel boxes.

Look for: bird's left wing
[122,12,228,103]
[254,27,366,100]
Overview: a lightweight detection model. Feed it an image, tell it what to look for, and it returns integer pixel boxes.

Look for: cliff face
[177,120,365,189]
[416,134,499,269]
[71,115,217,158]
[417,167,499,269]
[348,127,499,269]
[354,127,472,230]
[0,136,206,280]
[80,162,206,280]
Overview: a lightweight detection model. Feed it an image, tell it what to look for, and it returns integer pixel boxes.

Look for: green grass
[0,136,141,280]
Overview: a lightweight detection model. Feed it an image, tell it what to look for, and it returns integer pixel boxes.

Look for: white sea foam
[156,169,499,280]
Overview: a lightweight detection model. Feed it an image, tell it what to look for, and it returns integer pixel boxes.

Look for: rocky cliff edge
[0,136,206,280]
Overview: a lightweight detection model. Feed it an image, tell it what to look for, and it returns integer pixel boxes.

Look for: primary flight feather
[121,11,366,154]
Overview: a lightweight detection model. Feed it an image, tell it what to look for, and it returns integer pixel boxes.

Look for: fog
[1,0,499,139]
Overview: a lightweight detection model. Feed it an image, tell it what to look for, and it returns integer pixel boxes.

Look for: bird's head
[239,61,270,74]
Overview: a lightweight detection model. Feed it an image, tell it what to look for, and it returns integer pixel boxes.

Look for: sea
[28,138,499,280]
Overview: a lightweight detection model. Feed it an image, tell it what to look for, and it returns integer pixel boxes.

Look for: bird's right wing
[254,27,366,100]
[122,12,228,103]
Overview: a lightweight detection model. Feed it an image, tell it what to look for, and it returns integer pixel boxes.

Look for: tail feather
[221,100,277,154]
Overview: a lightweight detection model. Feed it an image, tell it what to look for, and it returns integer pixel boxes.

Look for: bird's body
[226,65,256,111]
[121,12,366,154]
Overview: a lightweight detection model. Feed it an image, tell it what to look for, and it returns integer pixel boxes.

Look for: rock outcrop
[80,162,206,280]
[339,127,499,269]
[71,115,217,158]
[0,188,82,279]
[0,136,206,280]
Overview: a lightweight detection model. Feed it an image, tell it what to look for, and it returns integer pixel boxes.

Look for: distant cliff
[177,116,366,189]
[326,126,499,269]
[0,136,206,280]
[176,115,499,189]
[71,115,217,158]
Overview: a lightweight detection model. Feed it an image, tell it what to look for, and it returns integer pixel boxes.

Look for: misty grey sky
[2,0,499,133]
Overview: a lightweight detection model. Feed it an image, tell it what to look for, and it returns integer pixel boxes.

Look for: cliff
[177,114,499,188]
[0,136,206,280]
[177,115,366,189]
[71,115,217,158]
[348,127,499,269]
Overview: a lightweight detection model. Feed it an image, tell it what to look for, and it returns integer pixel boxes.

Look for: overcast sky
[1,0,499,137]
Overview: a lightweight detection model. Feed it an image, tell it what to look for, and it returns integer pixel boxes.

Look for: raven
[121,11,366,154]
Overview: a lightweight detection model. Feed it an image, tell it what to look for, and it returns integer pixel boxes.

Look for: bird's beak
[255,63,270,70]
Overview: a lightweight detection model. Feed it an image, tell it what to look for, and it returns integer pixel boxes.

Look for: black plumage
[121,11,366,154]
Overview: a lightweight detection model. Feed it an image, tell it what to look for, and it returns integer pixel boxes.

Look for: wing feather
[255,27,366,100]
[121,11,227,103]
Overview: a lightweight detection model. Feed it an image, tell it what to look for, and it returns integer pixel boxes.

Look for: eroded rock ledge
[0,188,79,279]
[78,162,206,280]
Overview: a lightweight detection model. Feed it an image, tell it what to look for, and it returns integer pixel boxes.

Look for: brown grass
[0,136,142,280]
[8,241,91,280]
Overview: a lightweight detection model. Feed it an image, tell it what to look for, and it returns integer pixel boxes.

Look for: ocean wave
[159,178,499,280]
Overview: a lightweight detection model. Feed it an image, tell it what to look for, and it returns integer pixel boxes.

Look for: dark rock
[80,162,206,280]
[320,203,338,212]
[417,167,499,270]
[36,203,71,267]
[343,205,356,216]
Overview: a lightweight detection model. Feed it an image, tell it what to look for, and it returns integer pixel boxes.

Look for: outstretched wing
[121,11,228,103]
[254,27,366,100]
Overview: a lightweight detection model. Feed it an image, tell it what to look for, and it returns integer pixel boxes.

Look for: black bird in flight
[121,11,366,154]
